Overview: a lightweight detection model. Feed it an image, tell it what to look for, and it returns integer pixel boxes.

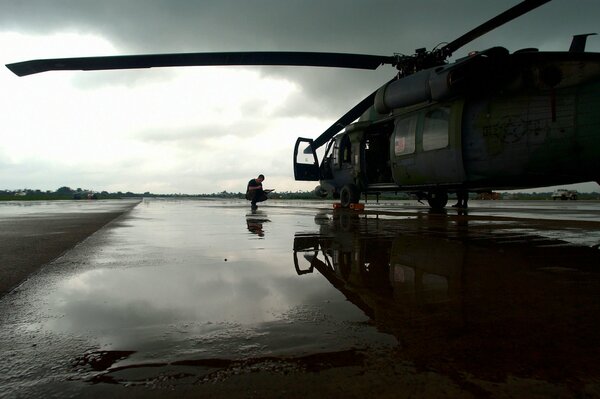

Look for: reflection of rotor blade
[309,255,375,319]
[6,51,396,77]
[303,253,316,262]
[441,0,551,57]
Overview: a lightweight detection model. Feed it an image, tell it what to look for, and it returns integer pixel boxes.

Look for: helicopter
[5,0,600,210]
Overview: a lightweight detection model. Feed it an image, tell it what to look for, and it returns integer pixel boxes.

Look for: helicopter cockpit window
[332,136,351,167]
[423,107,449,151]
[394,115,417,156]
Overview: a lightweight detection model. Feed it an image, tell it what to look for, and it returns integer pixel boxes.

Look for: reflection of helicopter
[6,1,600,209]
[293,210,600,384]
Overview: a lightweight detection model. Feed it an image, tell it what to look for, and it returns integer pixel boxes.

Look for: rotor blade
[312,89,379,150]
[6,51,396,77]
[441,0,552,57]
[312,76,398,149]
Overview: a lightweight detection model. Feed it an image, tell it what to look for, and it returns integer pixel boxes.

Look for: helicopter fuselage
[294,49,600,208]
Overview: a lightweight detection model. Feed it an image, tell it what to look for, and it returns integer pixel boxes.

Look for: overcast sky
[1,0,599,194]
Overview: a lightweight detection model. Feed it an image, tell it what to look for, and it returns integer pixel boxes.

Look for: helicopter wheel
[340,184,360,208]
[427,190,448,210]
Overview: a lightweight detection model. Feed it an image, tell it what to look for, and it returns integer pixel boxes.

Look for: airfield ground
[1,198,600,398]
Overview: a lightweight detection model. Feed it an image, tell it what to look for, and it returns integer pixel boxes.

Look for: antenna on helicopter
[569,33,597,52]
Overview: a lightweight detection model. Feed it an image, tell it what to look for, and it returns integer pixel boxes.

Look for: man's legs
[251,190,268,209]
[452,190,468,208]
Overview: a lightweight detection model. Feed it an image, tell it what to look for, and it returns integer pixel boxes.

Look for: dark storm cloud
[3,0,599,119]
[4,1,598,53]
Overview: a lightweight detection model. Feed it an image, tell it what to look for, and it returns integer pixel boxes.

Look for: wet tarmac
[0,200,141,296]
[1,198,600,398]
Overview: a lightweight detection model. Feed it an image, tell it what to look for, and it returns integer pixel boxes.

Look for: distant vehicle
[552,189,578,200]
[73,192,98,200]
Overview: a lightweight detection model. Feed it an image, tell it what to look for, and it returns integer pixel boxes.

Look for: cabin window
[332,138,340,166]
[394,115,417,156]
[339,135,351,165]
[423,107,449,151]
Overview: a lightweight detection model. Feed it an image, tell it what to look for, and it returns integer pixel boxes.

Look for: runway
[1,198,600,398]
[0,199,141,296]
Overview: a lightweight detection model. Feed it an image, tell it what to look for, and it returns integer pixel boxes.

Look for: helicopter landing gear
[340,184,360,208]
[427,190,448,210]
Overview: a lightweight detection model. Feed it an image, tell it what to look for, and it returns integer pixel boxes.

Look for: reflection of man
[246,174,272,210]
[246,210,270,237]
[246,218,265,237]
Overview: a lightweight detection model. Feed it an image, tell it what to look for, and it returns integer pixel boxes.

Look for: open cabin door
[294,137,320,181]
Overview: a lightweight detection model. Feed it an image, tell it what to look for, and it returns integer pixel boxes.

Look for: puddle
[2,198,600,397]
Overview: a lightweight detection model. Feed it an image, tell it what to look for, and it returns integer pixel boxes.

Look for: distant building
[73,191,98,200]
[551,189,578,200]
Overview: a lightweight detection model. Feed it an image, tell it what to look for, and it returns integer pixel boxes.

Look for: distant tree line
[0,187,330,201]
[0,186,144,201]
[2,187,599,201]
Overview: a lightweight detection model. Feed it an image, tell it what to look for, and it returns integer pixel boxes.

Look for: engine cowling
[375,47,509,113]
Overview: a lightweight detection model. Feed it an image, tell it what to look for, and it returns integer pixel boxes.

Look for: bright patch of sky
[1,31,322,193]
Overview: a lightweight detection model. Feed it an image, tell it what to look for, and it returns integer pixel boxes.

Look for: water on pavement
[2,198,600,397]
